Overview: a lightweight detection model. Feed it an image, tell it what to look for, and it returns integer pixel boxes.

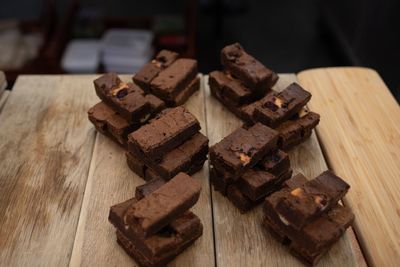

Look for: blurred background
[0,0,398,101]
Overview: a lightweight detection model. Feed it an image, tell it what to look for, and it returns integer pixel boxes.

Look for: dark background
[1,0,399,101]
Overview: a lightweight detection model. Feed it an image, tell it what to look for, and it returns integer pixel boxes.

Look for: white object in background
[62,39,101,73]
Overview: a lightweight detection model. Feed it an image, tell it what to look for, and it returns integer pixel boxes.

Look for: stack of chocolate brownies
[262,171,354,265]
[209,123,293,213]
[88,72,166,147]
[126,106,208,181]
[133,50,200,106]
[109,172,203,267]
[209,43,320,150]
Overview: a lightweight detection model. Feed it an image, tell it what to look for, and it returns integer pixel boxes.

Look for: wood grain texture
[0,90,10,112]
[0,71,6,95]
[69,75,215,267]
[205,74,365,267]
[0,75,97,267]
[298,67,400,267]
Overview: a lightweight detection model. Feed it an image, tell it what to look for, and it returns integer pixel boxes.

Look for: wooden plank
[298,67,400,266]
[0,71,6,96]
[0,75,97,266]
[0,90,10,112]
[205,74,365,267]
[69,75,215,267]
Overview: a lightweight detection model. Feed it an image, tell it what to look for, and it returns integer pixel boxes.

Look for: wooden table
[0,68,398,267]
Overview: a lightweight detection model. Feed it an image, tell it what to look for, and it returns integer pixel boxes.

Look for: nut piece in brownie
[209,70,262,106]
[150,58,198,102]
[94,73,165,123]
[128,106,201,161]
[133,50,179,91]
[125,172,201,238]
[220,43,278,89]
[262,172,354,265]
[253,83,312,128]
[127,132,208,180]
[88,102,138,146]
[209,123,279,179]
[277,111,320,151]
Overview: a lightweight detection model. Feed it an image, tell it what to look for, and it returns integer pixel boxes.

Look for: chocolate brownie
[128,106,200,161]
[135,178,166,200]
[266,171,350,230]
[126,151,148,179]
[209,123,279,179]
[209,166,235,195]
[125,173,201,237]
[253,83,312,128]
[133,50,179,91]
[166,76,200,106]
[88,102,138,146]
[150,58,198,100]
[226,184,262,213]
[277,111,320,150]
[237,169,293,202]
[133,132,208,180]
[259,149,290,176]
[209,70,259,106]
[220,43,278,89]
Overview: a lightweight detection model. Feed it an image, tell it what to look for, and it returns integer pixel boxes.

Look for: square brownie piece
[220,43,278,90]
[259,149,290,176]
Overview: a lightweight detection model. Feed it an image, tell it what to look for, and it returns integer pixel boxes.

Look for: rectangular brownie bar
[277,111,320,151]
[209,70,260,106]
[125,173,201,237]
[133,50,179,91]
[150,58,198,100]
[253,83,312,128]
[237,169,293,202]
[259,149,290,176]
[220,43,278,90]
[128,106,200,161]
[109,196,202,266]
[94,73,152,123]
[226,184,262,213]
[88,102,139,146]
[209,123,279,180]
[132,132,208,180]
[266,171,350,230]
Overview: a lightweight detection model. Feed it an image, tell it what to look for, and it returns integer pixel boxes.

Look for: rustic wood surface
[0,75,97,267]
[204,74,365,267]
[0,90,10,111]
[298,67,400,267]
[0,71,6,95]
[69,75,215,267]
[1,69,394,266]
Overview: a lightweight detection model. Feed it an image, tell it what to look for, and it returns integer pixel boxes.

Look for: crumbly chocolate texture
[88,102,138,146]
[209,123,279,179]
[165,76,200,106]
[274,170,350,230]
[253,83,312,128]
[133,132,208,180]
[94,73,166,124]
[133,50,179,91]
[226,184,262,213]
[126,173,201,237]
[150,58,198,100]
[209,70,263,106]
[126,151,148,179]
[262,173,354,265]
[259,149,290,176]
[220,43,278,89]
[128,106,200,161]
[277,111,320,151]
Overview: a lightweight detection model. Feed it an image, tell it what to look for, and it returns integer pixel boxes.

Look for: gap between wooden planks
[69,75,215,267]
[298,67,400,267]
[204,74,366,267]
